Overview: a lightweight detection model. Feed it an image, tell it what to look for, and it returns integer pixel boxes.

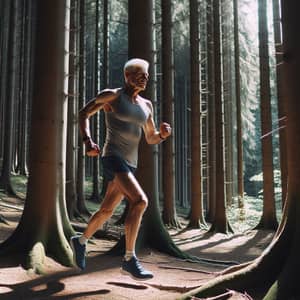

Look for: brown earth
[0,196,274,300]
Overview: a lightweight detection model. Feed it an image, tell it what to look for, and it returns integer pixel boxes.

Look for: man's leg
[114,172,153,280]
[70,180,124,269]
[83,181,124,239]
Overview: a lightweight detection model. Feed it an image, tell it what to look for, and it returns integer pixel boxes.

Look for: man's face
[125,67,149,91]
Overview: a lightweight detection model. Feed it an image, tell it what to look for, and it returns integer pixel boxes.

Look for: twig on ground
[158,265,216,275]
[147,283,201,293]
[192,290,254,300]
[0,202,23,211]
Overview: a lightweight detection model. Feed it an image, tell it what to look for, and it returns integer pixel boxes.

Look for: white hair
[123,58,149,75]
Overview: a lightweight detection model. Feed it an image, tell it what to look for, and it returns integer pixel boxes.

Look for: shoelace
[132,258,145,272]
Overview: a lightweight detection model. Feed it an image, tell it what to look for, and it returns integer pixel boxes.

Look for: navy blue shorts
[101,156,136,181]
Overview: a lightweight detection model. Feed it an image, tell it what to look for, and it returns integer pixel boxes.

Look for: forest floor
[0,195,275,300]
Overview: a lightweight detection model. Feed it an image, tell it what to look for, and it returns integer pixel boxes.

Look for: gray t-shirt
[102,89,151,167]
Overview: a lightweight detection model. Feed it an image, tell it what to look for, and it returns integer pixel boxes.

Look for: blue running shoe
[70,236,86,270]
[121,256,153,280]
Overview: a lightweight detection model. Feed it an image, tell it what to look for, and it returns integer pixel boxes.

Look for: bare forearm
[79,114,92,140]
[147,131,166,144]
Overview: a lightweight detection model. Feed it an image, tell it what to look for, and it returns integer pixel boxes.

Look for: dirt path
[0,196,274,300]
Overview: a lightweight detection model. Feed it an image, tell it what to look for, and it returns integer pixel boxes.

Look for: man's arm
[143,100,172,145]
[79,89,120,138]
[79,89,120,156]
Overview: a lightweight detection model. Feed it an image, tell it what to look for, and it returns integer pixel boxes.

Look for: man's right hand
[84,138,101,157]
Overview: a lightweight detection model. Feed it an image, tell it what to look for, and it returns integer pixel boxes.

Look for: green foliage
[227,193,282,232]
[109,0,128,87]
[239,0,280,193]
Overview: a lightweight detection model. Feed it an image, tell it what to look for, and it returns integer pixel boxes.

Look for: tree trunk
[66,0,79,219]
[188,0,207,229]
[90,0,100,203]
[111,0,187,258]
[255,0,278,230]
[0,1,10,167]
[0,0,18,195]
[221,0,234,207]
[273,0,287,208]
[179,2,300,298]
[161,0,180,228]
[0,0,73,272]
[206,0,217,223]
[99,0,109,199]
[76,0,90,216]
[233,0,244,208]
[209,0,232,234]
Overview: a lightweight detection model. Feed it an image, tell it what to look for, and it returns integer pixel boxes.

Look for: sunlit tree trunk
[161,0,180,228]
[273,0,287,208]
[0,0,73,271]
[209,0,232,233]
[221,0,234,207]
[233,0,244,208]
[180,2,300,298]
[188,0,207,229]
[255,0,278,230]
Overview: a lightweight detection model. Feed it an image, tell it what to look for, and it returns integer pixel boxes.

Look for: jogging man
[70,58,171,280]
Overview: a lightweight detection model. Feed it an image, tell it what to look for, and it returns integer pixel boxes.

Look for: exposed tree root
[220,262,252,275]
[253,218,278,231]
[0,202,23,211]
[189,290,254,300]
[178,218,290,299]
[186,220,209,231]
[164,217,184,229]
[27,242,47,274]
[0,223,74,273]
[147,283,201,293]
[158,265,215,274]
[208,222,234,235]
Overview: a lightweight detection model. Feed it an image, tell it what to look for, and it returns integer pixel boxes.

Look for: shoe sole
[120,268,153,281]
[70,239,84,270]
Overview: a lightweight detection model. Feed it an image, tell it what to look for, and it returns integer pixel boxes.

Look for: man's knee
[132,194,148,212]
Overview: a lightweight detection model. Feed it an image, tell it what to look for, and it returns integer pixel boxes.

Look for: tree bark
[255,0,278,230]
[76,0,90,216]
[66,0,79,219]
[0,0,73,271]
[110,0,187,258]
[273,0,287,208]
[188,0,207,229]
[209,0,232,234]
[233,0,244,208]
[206,0,217,223]
[0,0,18,195]
[180,1,300,298]
[90,0,100,203]
[221,0,234,207]
[99,0,109,199]
[161,0,180,228]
